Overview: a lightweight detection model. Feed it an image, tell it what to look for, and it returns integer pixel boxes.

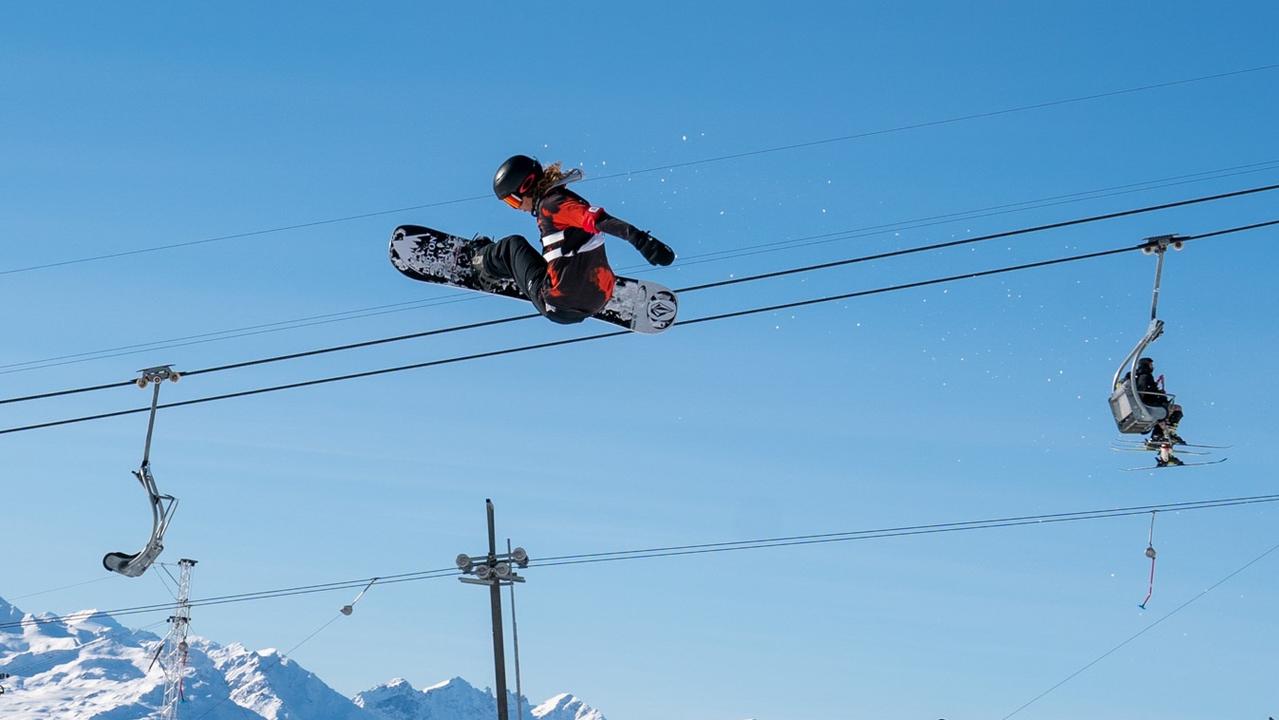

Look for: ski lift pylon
[103,366,181,578]
[1109,235,1183,434]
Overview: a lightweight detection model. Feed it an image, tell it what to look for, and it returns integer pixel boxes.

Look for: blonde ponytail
[533,162,583,197]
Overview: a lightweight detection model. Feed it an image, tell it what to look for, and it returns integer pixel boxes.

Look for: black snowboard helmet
[493,155,543,209]
[1138,357,1154,369]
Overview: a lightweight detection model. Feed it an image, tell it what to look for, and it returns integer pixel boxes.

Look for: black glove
[633,232,675,266]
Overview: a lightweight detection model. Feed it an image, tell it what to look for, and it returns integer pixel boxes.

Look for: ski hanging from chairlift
[102,365,182,577]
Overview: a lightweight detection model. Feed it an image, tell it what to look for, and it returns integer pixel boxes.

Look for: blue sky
[2,2,1277,718]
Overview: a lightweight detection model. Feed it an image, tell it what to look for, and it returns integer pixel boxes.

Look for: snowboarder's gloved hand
[634,232,675,266]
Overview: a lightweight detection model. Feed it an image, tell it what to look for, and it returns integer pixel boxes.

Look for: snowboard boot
[464,236,504,292]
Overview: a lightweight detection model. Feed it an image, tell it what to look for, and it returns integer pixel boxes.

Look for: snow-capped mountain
[0,595,605,720]
[355,677,516,720]
[529,693,606,720]
[352,678,603,720]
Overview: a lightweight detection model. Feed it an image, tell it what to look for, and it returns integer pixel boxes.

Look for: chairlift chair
[103,366,181,577]
[102,461,178,577]
[1108,235,1182,435]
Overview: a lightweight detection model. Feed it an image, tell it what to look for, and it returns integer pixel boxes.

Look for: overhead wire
[2,183,1276,412]
[4,217,1273,437]
[0,567,460,631]
[17,524,1275,717]
[675,184,1279,293]
[0,294,480,377]
[8,575,112,602]
[154,566,180,602]
[530,494,1279,567]
[2,493,1275,633]
[0,377,139,406]
[3,159,1278,378]
[10,505,1275,712]
[675,159,1279,265]
[2,62,1275,278]
[182,611,350,720]
[1000,537,1279,719]
[593,63,1279,179]
[189,581,391,720]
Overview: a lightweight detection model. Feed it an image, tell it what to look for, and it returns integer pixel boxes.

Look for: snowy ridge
[0,596,605,720]
[531,692,606,720]
[353,675,607,720]
[354,676,510,720]
[0,596,163,720]
[207,643,369,720]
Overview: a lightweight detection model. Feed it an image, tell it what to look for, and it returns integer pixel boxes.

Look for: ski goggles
[501,172,540,209]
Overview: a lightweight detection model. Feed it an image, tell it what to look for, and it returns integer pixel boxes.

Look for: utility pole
[456,500,529,720]
[507,539,525,720]
[156,558,197,720]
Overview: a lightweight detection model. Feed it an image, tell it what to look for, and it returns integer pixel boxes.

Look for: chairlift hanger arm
[1139,234,1185,321]
[1111,234,1186,390]
[137,365,179,464]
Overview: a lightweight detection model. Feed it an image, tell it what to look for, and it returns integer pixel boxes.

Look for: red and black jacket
[533,186,648,315]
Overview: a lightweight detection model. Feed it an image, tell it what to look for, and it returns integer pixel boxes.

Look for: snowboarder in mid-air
[467,155,676,325]
[1131,356,1186,465]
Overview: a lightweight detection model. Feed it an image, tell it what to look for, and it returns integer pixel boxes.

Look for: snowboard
[389,225,678,334]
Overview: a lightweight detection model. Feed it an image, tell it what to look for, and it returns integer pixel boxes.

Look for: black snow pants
[483,235,591,325]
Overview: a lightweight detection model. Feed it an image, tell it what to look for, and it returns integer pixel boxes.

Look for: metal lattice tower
[157,558,197,720]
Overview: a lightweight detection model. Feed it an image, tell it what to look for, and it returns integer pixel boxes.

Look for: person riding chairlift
[1130,357,1186,463]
